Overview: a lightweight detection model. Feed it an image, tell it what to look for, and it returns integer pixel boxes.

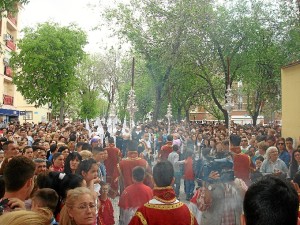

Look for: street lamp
[166,103,172,134]
[224,85,234,138]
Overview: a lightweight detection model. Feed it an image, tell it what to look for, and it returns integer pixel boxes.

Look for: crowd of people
[0,119,300,225]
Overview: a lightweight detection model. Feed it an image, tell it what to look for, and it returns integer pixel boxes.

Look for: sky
[20,0,119,53]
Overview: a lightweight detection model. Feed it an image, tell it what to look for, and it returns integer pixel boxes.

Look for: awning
[0,109,19,116]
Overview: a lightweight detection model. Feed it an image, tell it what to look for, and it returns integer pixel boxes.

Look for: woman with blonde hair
[60,187,97,225]
[0,208,51,225]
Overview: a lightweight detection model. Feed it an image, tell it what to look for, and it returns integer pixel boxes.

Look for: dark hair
[22,146,32,154]
[229,134,241,146]
[286,137,293,144]
[132,166,145,182]
[36,171,84,217]
[127,141,138,152]
[167,135,173,142]
[76,142,84,150]
[37,171,84,199]
[153,161,174,187]
[69,134,77,142]
[32,188,59,212]
[2,141,14,151]
[64,152,82,175]
[108,137,114,144]
[3,156,35,192]
[244,176,298,225]
[50,144,57,153]
[52,152,62,163]
[290,150,300,180]
[0,176,5,198]
[81,143,91,151]
[58,146,68,153]
[172,145,179,152]
[77,158,97,175]
[255,156,264,162]
[266,135,276,143]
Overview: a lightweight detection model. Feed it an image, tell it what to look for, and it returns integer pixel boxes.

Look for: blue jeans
[184,179,195,199]
[173,171,182,197]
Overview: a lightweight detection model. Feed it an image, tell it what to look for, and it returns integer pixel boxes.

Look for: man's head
[230,134,241,147]
[31,188,59,213]
[132,166,145,183]
[153,161,174,187]
[241,136,248,147]
[242,176,298,225]
[286,137,294,150]
[167,135,173,142]
[2,141,18,159]
[3,156,35,200]
[127,140,138,152]
[266,135,276,147]
[108,137,114,144]
[33,158,47,175]
[92,146,105,162]
[91,137,100,148]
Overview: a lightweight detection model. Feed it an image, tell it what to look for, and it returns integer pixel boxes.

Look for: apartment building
[0,11,19,123]
[0,10,51,124]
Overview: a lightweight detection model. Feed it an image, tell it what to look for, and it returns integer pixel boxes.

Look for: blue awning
[0,109,19,116]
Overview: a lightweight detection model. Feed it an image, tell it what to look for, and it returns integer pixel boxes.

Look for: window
[24,111,33,120]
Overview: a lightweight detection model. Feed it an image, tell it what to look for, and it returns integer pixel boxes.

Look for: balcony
[3,94,14,106]
[6,40,16,51]
[8,13,17,26]
[4,66,13,77]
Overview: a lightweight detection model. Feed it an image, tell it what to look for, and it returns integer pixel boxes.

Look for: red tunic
[184,157,195,180]
[119,182,153,209]
[129,186,198,225]
[118,151,153,191]
[104,144,122,198]
[159,141,173,161]
[232,147,251,185]
[98,197,114,225]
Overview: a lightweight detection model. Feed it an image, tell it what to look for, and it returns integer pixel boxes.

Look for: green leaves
[10,22,87,122]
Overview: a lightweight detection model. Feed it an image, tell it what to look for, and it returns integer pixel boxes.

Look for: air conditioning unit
[3,34,12,41]
[3,57,10,66]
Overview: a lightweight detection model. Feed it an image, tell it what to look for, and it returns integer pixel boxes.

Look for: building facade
[0,9,51,124]
[0,11,19,123]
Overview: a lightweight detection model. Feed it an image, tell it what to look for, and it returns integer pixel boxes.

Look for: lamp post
[166,103,172,134]
[225,85,234,142]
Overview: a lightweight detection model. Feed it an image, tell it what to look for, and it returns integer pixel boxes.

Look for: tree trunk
[252,111,259,126]
[153,84,163,122]
[59,98,65,125]
[177,107,182,122]
[185,109,190,124]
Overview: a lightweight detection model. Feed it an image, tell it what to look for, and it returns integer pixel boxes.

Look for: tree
[0,0,29,15]
[105,0,188,122]
[10,22,87,124]
[79,90,101,119]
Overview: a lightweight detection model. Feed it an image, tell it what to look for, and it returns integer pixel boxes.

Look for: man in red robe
[230,134,252,186]
[129,161,198,225]
[158,135,173,161]
[118,141,153,193]
[119,166,153,225]
[104,137,122,198]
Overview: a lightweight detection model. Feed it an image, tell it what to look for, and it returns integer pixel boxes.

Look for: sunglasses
[278,143,285,145]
